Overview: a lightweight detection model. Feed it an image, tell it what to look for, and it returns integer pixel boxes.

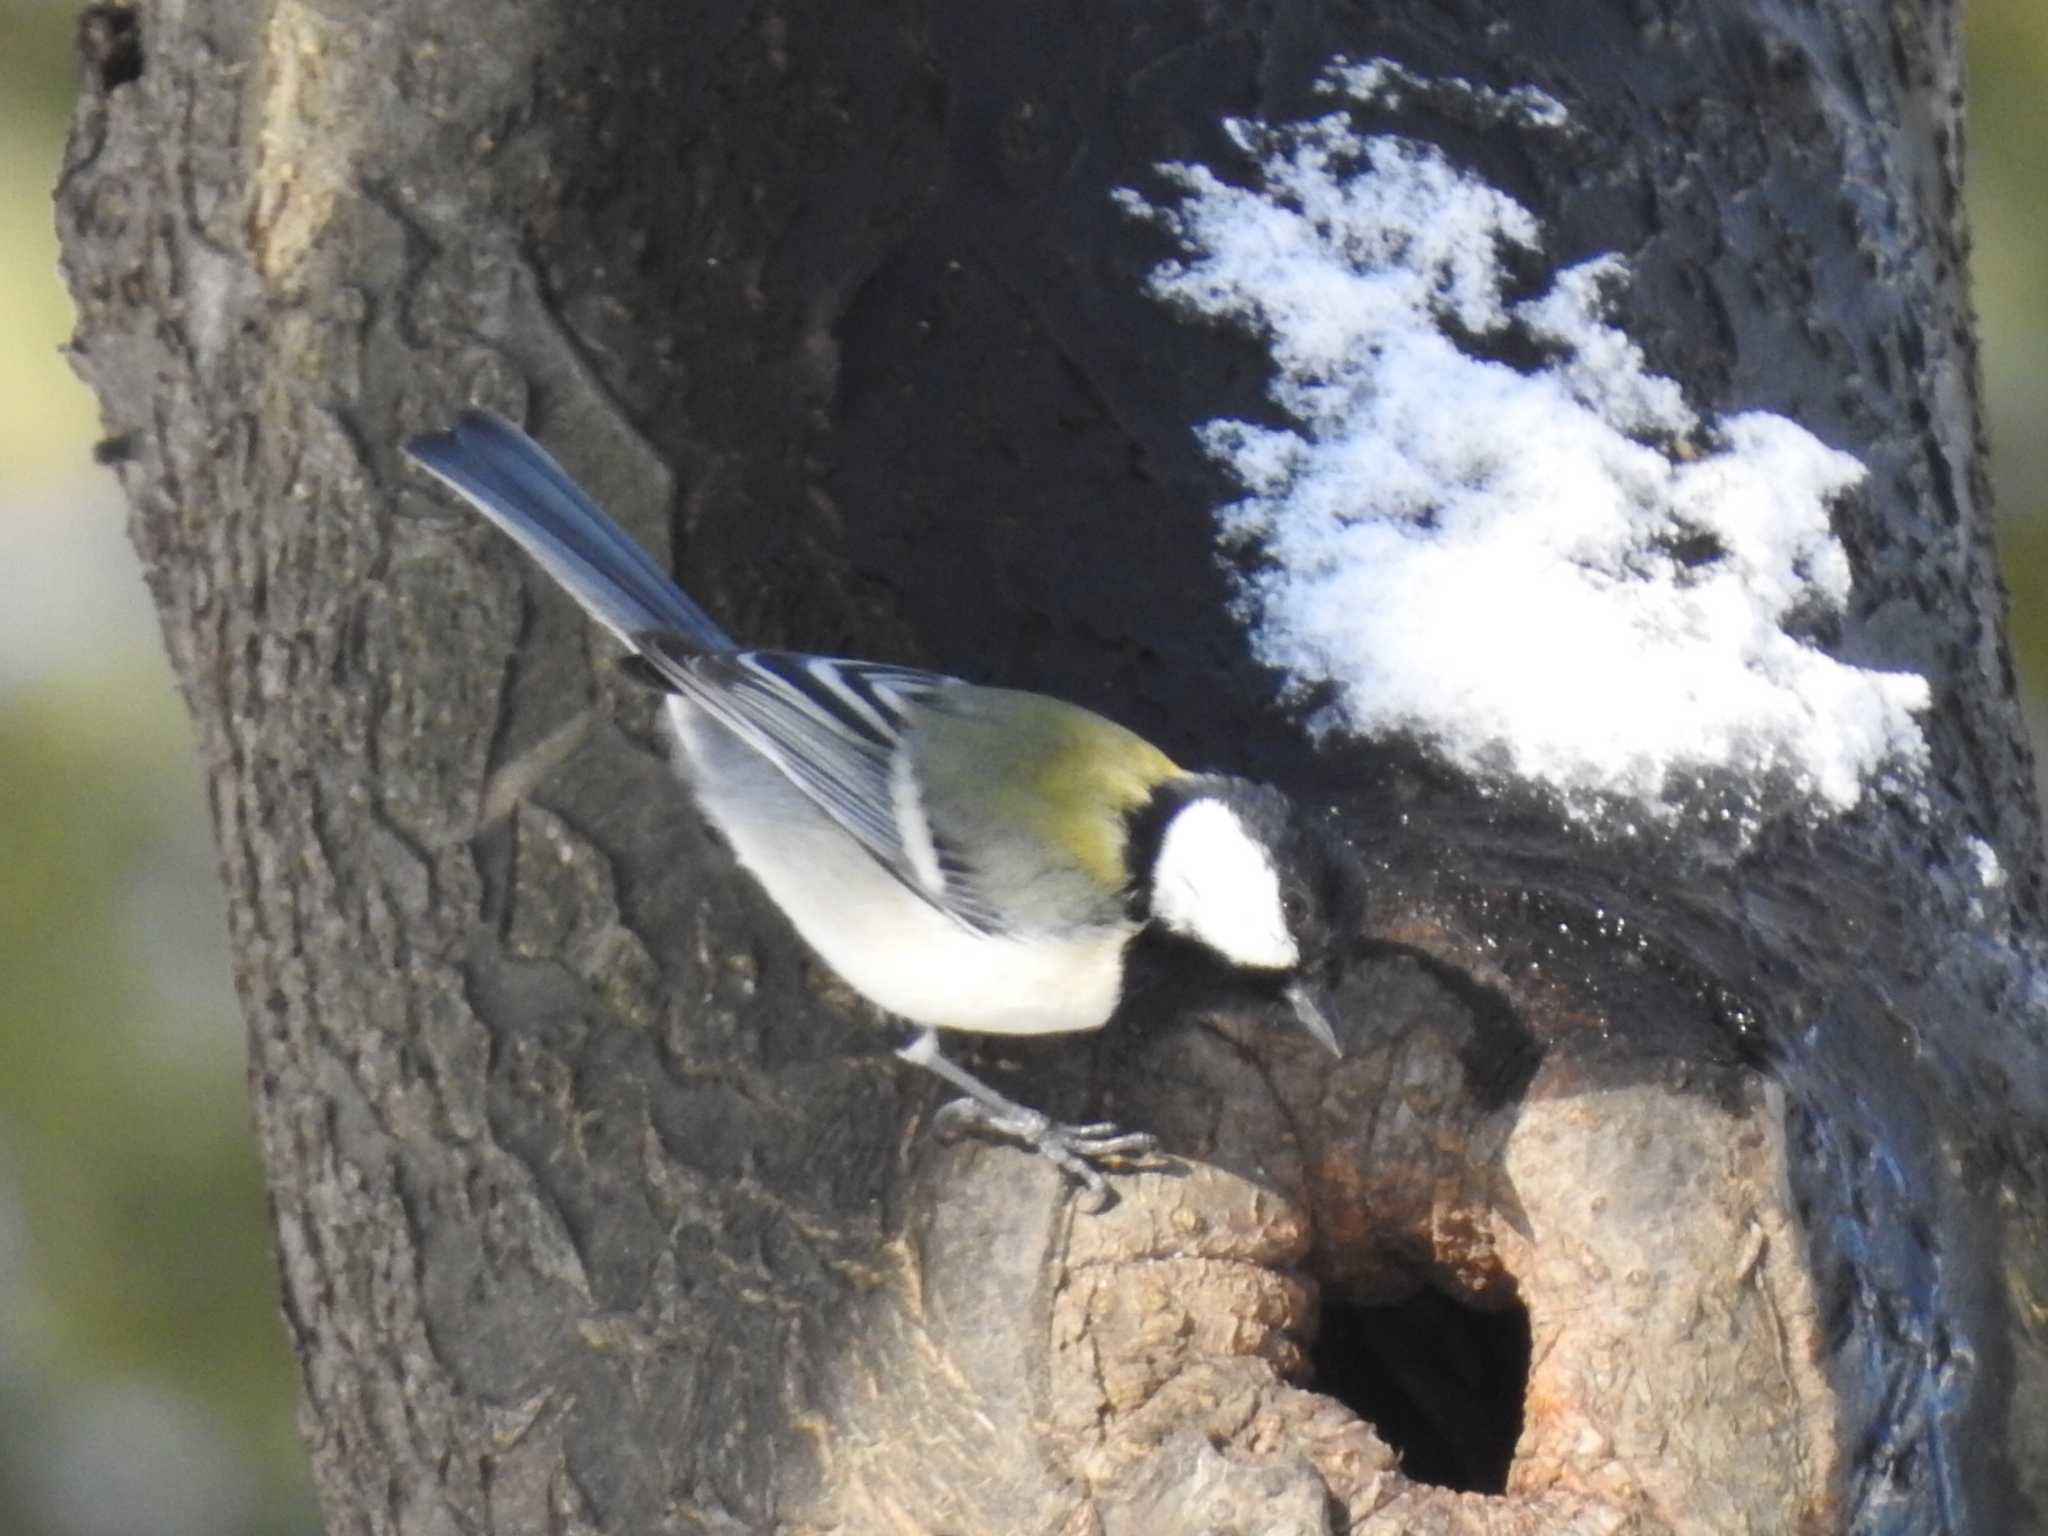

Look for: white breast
[667,698,1131,1035]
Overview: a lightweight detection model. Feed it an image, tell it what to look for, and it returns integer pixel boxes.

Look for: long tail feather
[405,411,733,653]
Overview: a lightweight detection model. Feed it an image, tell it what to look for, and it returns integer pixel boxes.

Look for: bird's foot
[932,1097,1158,1211]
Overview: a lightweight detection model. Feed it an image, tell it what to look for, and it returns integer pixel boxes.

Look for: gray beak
[1286,981,1344,1058]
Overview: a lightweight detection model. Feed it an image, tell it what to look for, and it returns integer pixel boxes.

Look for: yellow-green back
[913,684,1183,902]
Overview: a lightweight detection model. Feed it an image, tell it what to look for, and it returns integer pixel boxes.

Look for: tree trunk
[57,0,2047,1532]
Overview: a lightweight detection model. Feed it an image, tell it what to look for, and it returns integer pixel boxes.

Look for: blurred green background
[1,2,323,1532]
[0,3,2041,1533]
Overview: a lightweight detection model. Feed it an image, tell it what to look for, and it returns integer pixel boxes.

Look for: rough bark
[56,1,2046,1533]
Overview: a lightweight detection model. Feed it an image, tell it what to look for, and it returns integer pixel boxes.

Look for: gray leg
[896,1030,1157,1209]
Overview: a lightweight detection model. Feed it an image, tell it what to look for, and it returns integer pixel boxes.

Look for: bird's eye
[1281,889,1308,927]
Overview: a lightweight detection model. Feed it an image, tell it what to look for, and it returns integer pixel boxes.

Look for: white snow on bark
[1116,59,1930,822]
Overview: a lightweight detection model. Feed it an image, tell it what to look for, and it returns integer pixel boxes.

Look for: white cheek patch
[1151,799,1298,970]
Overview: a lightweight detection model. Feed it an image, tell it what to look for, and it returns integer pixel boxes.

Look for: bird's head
[1130,777,1363,1054]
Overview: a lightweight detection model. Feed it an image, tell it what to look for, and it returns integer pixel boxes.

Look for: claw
[898,1029,1159,1208]
[928,1095,1159,1207]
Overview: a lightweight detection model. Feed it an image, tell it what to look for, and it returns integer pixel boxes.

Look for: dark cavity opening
[78,6,144,91]
[1313,1287,1532,1494]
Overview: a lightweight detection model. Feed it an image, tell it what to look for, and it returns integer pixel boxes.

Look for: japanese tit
[406,411,1360,1203]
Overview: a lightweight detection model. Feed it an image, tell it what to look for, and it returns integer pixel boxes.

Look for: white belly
[667,698,1130,1035]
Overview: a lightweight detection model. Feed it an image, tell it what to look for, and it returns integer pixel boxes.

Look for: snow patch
[1116,59,1930,821]
[1327,56,1570,130]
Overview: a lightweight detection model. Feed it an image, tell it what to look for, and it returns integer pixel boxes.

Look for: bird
[405,410,1361,1204]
